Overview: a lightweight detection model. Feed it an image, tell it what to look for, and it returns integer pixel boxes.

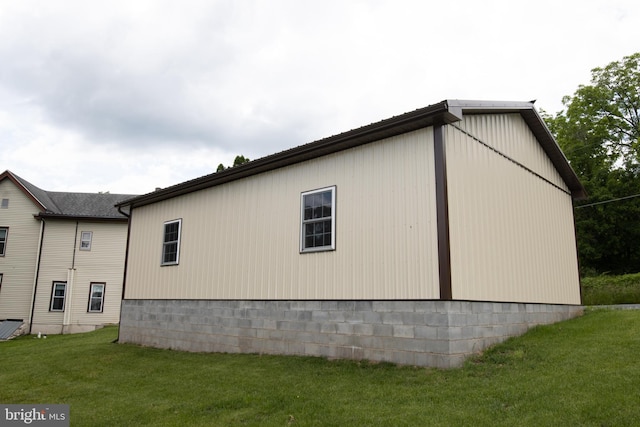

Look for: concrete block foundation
[118,299,583,368]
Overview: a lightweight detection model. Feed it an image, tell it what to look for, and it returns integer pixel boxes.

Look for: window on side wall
[300,186,336,253]
[50,282,67,312]
[162,219,182,265]
[80,231,93,251]
[1,199,8,209]
[0,227,7,256]
[88,282,105,312]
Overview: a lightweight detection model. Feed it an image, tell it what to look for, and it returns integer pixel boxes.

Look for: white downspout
[63,268,75,332]
[63,221,79,333]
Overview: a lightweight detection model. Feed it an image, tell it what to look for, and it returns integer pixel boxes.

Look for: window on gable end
[1,199,8,209]
[161,219,182,265]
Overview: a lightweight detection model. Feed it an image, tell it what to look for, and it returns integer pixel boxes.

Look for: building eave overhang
[446,100,587,200]
[0,170,48,211]
[117,99,586,208]
[34,213,129,223]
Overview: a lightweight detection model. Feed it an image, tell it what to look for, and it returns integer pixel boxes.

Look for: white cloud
[0,0,639,193]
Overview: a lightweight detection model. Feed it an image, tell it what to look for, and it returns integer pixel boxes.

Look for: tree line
[543,52,640,276]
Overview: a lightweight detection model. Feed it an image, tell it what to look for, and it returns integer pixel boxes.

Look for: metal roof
[0,320,23,340]
[116,99,586,209]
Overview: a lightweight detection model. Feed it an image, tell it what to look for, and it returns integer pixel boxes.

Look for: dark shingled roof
[0,170,136,220]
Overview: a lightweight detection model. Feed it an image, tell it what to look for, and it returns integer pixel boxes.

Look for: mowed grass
[582,272,640,305]
[2,309,640,426]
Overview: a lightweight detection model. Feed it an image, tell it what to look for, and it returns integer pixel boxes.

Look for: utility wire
[575,193,640,208]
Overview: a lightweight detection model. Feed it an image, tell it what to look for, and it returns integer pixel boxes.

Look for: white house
[116,100,586,367]
[0,171,135,336]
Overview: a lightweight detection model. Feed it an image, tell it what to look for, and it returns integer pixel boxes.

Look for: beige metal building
[117,100,586,367]
[0,171,134,336]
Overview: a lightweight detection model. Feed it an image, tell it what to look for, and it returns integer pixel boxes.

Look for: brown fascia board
[117,100,461,208]
[117,99,586,208]
[520,109,587,200]
[445,100,587,200]
[0,170,47,211]
[34,213,129,223]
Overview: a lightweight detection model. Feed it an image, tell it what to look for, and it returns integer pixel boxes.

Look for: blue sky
[1,0,638,195]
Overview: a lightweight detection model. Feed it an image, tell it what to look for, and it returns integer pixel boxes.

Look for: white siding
[31,220,128,333]
[126,128,440,300]
[0,180,41,320]
[445,120,581,304]
[31,221,75,330]
[70,221,128,325]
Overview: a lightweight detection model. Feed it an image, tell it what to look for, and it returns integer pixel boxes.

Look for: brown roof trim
[117,99,586,208]
[444,100,586,199]
[433,125,452,300]
[34,213,129,223]
[0,170,47,211]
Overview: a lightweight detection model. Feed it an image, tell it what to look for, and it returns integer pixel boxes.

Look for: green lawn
[1,309,639,426]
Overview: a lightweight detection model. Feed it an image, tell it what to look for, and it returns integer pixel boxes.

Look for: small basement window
[300,186,336,253]
[161,219,182,265]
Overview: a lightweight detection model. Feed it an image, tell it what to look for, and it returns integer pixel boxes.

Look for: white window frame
[80,231,93,251]
[50,282,67,312]
[0,227,7,257]
[88,282,105,313]
[161,219,182,266]
[300,186,336,253]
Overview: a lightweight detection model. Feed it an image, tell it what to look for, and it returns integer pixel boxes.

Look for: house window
[300,186,336,252]
[88,283,105,313]
[50,282,67,312]
[162,219,182,265]
[0,227,7,256]
[1,199,8,209]
[0,273,3,292]
[80,231,93,251]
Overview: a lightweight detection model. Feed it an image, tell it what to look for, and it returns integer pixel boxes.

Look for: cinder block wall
[118,300,583,368]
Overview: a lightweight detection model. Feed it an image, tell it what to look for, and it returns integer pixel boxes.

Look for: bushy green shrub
[581,272,640,305]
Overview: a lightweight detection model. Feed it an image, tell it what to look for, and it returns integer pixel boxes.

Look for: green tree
[232,155,250,167]
[216,155,250,173]
[544,53,640,275]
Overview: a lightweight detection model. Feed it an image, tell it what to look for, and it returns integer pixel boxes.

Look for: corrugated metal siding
[126,128,440,300]
[0,180,41,320]
[445,121,581,304]
[31,221,128,328]
[455,114,569,191]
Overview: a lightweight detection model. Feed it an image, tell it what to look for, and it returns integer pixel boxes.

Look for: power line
[575,193,640,208]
